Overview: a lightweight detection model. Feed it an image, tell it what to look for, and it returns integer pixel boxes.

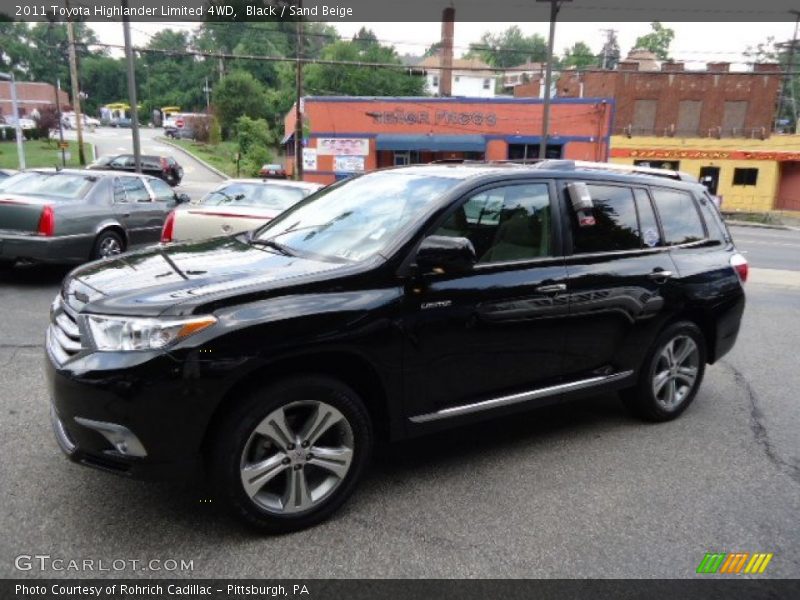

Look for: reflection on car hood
[66,236,350,317]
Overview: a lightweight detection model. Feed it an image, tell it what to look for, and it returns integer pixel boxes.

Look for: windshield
[201,182,307,210]
[252,171,455,262]
[0,172,95,199]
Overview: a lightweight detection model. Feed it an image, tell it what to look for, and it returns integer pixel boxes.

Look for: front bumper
[0,232,92,264]
[44,340,230,480]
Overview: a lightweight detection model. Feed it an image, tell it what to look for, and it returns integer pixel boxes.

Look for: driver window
[148,178,175,202]
[433,183,552,263]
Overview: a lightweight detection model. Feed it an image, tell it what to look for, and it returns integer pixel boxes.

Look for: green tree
[304,31,425,96]
[632,22,675,61]
[212,70,268,138]
[466,26,547,68]
[236,115,273,176]
[562,42,596,69]
[600,30,621,69]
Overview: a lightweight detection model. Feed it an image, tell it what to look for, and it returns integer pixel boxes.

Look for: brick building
[558,61,781,138]
[0,82,68,118]
[284,96,613,185]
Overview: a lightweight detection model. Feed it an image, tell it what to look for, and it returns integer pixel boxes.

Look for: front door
[559,182,678,380]
[403,181,571,421]
[113,176,159,246]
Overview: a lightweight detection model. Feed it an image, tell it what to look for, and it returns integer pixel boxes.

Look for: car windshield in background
[252,171,454,262]
[201,183,306,210]
[1,172,95,199]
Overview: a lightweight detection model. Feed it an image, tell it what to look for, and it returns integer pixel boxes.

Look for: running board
[409,370,635,424]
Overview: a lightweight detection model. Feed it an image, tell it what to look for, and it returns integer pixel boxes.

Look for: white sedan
[161,179,323,243]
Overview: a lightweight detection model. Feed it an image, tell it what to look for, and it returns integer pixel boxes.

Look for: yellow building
[609,135,800,213]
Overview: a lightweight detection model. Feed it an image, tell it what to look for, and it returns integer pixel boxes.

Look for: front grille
[48,295,84,364]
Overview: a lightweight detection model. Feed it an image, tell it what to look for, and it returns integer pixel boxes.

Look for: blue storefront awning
[375,134,486,152]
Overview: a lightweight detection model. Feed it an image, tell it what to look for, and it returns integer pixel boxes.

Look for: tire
[209,375,373,533]
[621,321,707,422]
[90,230,125,260]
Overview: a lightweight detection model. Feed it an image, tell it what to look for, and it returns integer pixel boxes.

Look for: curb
[158,136,230,180]
[724,219,793,231]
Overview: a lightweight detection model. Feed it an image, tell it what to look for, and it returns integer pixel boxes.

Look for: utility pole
[55,78,66,167]
[600,28,617,70]
[203,77,211,111]
[0,72,25,169]
[122,0,142,173]
[537,0,571,159]
[65,12,86,165]
[776,11,800,133]
[294,1,304,180]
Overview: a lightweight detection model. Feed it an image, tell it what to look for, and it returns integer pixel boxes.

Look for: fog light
[74,417,147,457]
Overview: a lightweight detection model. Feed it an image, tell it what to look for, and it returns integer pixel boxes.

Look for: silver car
[0,169,189,267]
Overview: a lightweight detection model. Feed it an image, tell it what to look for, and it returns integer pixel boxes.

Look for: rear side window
[120,177,151,203]
[571,184,641,253]
[650,187,706,245]
[633,188,662,247]
[697,192,729,242]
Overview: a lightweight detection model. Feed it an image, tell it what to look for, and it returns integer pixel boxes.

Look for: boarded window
[722,101,747,136]
[676,100,702,136]
[632,99,657,134]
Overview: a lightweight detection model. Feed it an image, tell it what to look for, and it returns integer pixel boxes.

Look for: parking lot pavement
[0,255,798,579]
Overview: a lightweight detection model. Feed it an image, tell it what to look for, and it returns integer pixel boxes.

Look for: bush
[212,71,269,139]
[185,116,211,143]
[235,116,274,176]
[208,116,221,145]
[34,105,60,142]
[0,126,16,141]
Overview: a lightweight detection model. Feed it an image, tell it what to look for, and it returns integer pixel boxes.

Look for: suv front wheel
[621,321,707,422]
[210,375,373,533]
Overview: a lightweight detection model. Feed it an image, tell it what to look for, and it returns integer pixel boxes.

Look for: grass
[0,140,94,170]
[163,138,242,178]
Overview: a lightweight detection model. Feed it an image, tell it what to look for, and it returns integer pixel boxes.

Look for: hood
[66,236,354,317]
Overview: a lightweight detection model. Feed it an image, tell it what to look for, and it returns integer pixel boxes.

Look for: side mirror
[416,235,476,274]
[175,193,191,204]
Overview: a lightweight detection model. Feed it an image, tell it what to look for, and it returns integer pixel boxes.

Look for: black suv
[45,162,746,532]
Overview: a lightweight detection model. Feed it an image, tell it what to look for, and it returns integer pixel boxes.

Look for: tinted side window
[121,177,151,203]
[113,178,127,203]
[651,187,706,245]
[572,184,641,253]
[434,183,552,264]
[148,178,175,202]
[698,192,729,242]
[633,188,663,248]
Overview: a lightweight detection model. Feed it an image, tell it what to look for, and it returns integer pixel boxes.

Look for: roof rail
[535,159,698,182]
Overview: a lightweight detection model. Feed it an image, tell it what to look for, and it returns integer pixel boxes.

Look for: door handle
[535,283,567,294]
[648,270,674,282]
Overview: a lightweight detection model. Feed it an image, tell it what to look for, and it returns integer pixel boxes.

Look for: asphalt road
[0,212,798,577]
[66,125,226,201]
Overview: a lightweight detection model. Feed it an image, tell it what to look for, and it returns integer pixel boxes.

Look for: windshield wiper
[248,238,295,256]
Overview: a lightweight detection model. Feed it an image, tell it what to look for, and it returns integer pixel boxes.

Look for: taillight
[37,205,55,236]
[730,252,748,283]
[161,210,175,243]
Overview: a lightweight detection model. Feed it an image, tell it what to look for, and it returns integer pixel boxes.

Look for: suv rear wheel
[210,376,372,533]
[621,321,706,422]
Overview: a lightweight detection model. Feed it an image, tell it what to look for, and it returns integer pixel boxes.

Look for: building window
[483,78,491,90]
[432,76,439,87]
[634,159,680,171]
[732,168,758,186]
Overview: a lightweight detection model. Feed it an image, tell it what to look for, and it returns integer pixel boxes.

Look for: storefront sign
[317,138,370,156]
[302,148,317,171]
[334,155,365,172]
[613,148,800,162]
[367,108,498,127]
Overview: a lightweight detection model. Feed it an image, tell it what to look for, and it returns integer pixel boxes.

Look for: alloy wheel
[98,237,122,257]
[239,400,354,514]
[652,335,700,411]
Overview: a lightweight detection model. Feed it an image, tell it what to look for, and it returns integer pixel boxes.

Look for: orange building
[283,96,614,185]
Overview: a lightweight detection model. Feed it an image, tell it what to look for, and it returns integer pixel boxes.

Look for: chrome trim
[409,370,635,423]
[52,325,81,353]
[74,417,148,457]
[50,407,77,455]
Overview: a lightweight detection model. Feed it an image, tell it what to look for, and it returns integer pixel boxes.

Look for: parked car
[258,163,287,179]
[88,154,184,186]
[45,161,746,532]
[0,168,189,267]
[62,113,100,129]
[164,126,195,140]
[161,179,322,243]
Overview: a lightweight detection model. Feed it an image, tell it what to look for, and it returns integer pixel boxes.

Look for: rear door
[560,181,679,380]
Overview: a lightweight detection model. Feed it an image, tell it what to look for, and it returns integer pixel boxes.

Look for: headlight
[85,314,217,351]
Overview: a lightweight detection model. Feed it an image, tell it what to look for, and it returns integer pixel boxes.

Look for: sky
[88,21,797,69]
